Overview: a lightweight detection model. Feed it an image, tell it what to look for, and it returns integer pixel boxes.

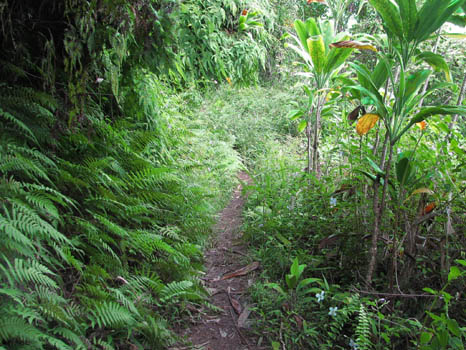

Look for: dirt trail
[174,172,262,350]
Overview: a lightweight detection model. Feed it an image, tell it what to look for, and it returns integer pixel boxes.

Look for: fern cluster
[0,0,247,348]
[0,47,239,350]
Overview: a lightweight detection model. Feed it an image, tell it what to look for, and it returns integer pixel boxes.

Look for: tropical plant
[286,17,376,176]
[346,0,466,284]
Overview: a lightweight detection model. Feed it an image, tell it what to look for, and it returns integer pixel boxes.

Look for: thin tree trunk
[366,142,394,285]
[306,122,312,175]
[312,95,325,178]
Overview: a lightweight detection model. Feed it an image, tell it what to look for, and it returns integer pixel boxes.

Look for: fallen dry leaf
[230,296,242,314]
[218,261,260,281]
[237,306,252,328]
[293,314,304,329]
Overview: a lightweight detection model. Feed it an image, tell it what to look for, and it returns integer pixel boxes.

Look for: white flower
[95,77,104,84]
[330,197,337,207]
[316,291,325,302]
[328,306,338,317]
[349,338,359,350]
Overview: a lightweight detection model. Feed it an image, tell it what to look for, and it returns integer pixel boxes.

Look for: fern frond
[0,316,44,346]
[356,304,373,350]
[52,327,87,350]
[0,107,37,143]
[0,213,35,251]
[0,257,58,289]
[89,301,135,328]
[159,280,194,303]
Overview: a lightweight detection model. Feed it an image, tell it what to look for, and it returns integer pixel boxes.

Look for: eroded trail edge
[174,171,261,350]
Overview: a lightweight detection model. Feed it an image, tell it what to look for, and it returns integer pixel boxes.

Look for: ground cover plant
[1,0,465,349]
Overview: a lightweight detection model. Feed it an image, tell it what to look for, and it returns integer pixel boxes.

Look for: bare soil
[172,172,263,350]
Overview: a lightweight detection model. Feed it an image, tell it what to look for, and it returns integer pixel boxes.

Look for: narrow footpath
[173,172,263,350]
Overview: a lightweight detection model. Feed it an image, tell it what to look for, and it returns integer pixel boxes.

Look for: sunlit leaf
[298,119,307,132]
[329,40,377,52]
[405,187,434,202]
[448,266,461,282]
[287,109,304,121]
[356,113,379,135]
[307,35,326,73]
[366,156,384,175]
[307,0,326,3]
[396,0,418,40]
[440,33,466,39]
[410,105,466,124]
[415,52,451,82]
[412,188,434,196]
[415,0,465,42]
[367,0,404,39]
[371,60,390,89]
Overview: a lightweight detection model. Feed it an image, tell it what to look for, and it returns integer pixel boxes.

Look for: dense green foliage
[1,0,465,349]
[0,1,249,348]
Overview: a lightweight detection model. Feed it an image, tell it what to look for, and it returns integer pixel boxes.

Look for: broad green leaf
[286,274,297,289]
[366,156,384,175]
[422,287,437,294]
[357,169,382,184]
[371,60,389,89]
[396,157,411,184]
[454,259,466,266]
[287,109,304,120]
[325,37,353,73]
[447,15,466,27]
[396,0,418,40]
[294,18,320,52]
[448,266,461,281]
[319,20,335,53]
[415,0,465,42]
[298,119,307,132]
[404,70,431,100]
[350,62,384,102]
[420,332,433,344]
[416,52,451,82]
[410,105,466,124]
[368,0,404,39]
[307,35,326,73]
[446,319,461,337]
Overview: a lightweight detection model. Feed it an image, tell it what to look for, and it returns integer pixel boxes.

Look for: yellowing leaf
[405,187,434,202]
[307,0,326,3]
[356,114,379,136]
[307,35,326,74]
[330,40,377,52]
